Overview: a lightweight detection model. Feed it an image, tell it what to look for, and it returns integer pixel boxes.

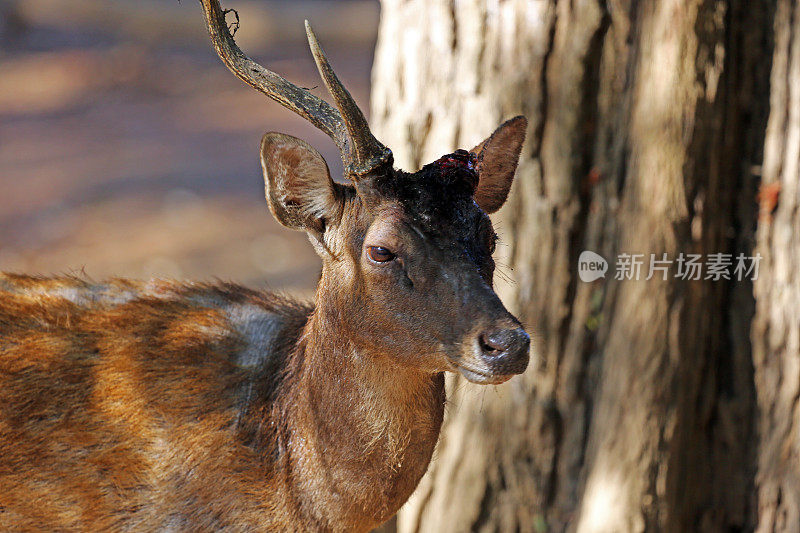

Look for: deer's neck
[281,307,445,531]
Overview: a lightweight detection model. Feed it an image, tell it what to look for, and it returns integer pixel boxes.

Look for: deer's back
[0,273,310,531]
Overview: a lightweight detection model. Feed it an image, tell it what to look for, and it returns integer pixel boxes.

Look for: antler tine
[199,0,349,156]
[305,21,393,177]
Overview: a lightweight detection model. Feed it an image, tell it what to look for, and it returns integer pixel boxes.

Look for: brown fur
[0,274,443,531]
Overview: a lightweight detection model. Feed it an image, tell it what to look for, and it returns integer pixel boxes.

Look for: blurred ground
[0,0,380,298]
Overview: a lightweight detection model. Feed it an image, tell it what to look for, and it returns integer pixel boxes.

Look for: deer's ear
[261,133,342,233]
[469,116,527,214]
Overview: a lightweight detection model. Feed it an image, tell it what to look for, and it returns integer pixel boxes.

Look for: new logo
[578,251,608,282]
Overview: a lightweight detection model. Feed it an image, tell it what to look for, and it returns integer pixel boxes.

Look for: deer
[0,1,531,531]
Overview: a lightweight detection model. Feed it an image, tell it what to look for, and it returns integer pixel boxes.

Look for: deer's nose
[478,327,530,374]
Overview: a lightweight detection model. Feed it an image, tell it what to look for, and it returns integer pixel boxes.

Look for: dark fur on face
[370,149,479,224]
[363,149,496,276]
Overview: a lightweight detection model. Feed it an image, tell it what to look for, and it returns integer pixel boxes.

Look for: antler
[198,0,392,177]
[304,22,393,177]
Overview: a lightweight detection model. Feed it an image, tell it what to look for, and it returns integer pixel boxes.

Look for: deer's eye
[367,246,395,264]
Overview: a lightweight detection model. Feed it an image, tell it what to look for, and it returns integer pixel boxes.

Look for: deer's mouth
[451,362,515,385]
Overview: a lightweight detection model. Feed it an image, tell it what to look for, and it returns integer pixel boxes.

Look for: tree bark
[753,1,800,530]
[372,0,772,531]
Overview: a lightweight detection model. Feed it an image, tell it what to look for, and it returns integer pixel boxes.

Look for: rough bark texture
[371,0,773,531]
[753,1,800,531]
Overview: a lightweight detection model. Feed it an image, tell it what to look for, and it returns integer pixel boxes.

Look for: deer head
[200,0,530,384]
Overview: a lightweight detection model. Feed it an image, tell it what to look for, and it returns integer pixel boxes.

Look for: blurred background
[0,0,379,298]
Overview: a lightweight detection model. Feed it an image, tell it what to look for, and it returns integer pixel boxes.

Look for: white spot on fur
[24,285,139,307]
[225,303,283,369]
[48,287,86,304]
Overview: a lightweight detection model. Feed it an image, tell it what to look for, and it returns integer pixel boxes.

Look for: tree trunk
[753,0,800,530]
[371,0,772,530]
